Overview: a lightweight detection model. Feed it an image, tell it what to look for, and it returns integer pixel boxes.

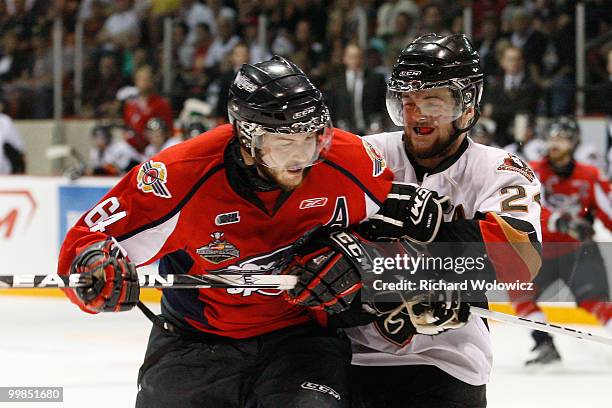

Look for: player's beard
[257,165,308,191]
[403,122,458,160]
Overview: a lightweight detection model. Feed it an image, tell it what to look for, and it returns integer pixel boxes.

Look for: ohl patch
[137,160,172,198]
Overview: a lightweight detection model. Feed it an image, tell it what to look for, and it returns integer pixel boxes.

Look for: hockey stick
[470,306,612,346]
[0,273,299,290]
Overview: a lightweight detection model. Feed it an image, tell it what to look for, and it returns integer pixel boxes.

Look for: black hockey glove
[373,290,470,336]
[70,238,140,312]
[283,229,377,314]
[360,182,452,244]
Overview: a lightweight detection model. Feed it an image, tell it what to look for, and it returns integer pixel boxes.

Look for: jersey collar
[404,136,470,182]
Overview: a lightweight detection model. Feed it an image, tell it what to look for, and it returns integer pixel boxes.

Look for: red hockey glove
[70,238,140,312]
[360,182,452,244]
[284,229,376,314]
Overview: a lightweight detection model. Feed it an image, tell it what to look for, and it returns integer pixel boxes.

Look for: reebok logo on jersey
[300,382,341,401]
[362,139,387,177]
[299,197,328,209]
[215,211,240,225]
[496,154,536,182]
[137,161,172,198]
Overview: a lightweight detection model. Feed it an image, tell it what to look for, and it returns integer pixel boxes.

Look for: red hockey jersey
[57,125,393,338]
[530,159,612,258]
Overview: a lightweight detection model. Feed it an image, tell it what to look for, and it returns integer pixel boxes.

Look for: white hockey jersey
[346,131,543,386]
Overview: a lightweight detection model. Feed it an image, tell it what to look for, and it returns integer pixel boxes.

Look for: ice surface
[0,297,610,408]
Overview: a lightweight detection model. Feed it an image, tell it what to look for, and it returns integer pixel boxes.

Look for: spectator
[180,0,234,44]
[172,21,193,71]
[325,43,387,135]
[21,28,53,118]
[143,117,181,159]
[507,8,546,72]
[88,125,142,176]
[376,0,420,39]
[290,20,324,81]
[531,11,574,116]
[483,46,540,146]
[97,0,141,49]
[214,43,250,122]
[386,11,417,62]
[81,0,109,47]
[83,53,128,118]
[240,17,272,64]
[204,15,240,69]
[602,48,612,117]
[475,14,502,76]
[416,5,450,37]
[123,65,173,152]
[192,23,213,73]
[0,30,28,82]
[0,108,25,174]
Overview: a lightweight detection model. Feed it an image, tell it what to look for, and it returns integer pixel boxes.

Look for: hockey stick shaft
[470,306,612,346]
[0,274,299,290]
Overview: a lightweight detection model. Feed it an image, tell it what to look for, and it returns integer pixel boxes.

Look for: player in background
[88,125,142,176]
[57,56,406,408]
[142,117,182,159]
[292,34,543,407]
[512,117,612,366]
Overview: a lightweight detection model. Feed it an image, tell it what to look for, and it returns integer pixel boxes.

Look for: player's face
[547,135,575,162]
[400,88,466,159]
[254,132,319,190]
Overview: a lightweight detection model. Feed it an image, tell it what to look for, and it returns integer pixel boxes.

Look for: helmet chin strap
[451,108,480,143]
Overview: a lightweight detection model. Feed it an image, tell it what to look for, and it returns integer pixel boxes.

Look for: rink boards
[1,175,610,325]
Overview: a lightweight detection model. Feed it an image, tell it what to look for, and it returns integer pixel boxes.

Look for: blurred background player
[88,124,142,176]
[512,116,612,366]
[502,113,547,163]
[142,117,182,159]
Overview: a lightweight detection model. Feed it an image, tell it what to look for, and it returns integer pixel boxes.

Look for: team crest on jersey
[362,139,387,177]
[496,154,535,182]
[196,232,240,264]
[137,160,172,198]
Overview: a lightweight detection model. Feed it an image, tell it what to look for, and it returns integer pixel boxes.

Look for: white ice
[0,297,611,408]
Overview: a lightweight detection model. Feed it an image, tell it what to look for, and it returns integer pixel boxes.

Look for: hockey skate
[525,331,562,369]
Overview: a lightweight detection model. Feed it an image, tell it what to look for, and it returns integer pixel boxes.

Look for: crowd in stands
[0,0,611,176]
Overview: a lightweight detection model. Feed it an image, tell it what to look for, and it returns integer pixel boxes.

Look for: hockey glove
[549,211,594,241]
[360,182,452,244]
[284,229,377,314]
[401,288,470,335]
[70,238,140,312]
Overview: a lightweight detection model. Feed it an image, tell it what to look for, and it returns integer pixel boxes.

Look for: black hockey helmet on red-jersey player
[387,33,483,133]
[227,56,333,170]
[546,116,580,146]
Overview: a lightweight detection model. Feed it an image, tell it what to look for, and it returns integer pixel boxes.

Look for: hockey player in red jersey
[57,56,408,407]
[512,117,612,366]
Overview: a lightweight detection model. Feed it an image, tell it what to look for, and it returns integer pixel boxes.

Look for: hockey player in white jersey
[340,34,543,407]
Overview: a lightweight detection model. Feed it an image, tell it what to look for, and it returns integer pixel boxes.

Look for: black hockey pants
[135,320,352,408]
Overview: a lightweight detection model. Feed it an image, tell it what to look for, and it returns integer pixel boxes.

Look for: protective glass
[251,123,333,170]
[386,87,464,127]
